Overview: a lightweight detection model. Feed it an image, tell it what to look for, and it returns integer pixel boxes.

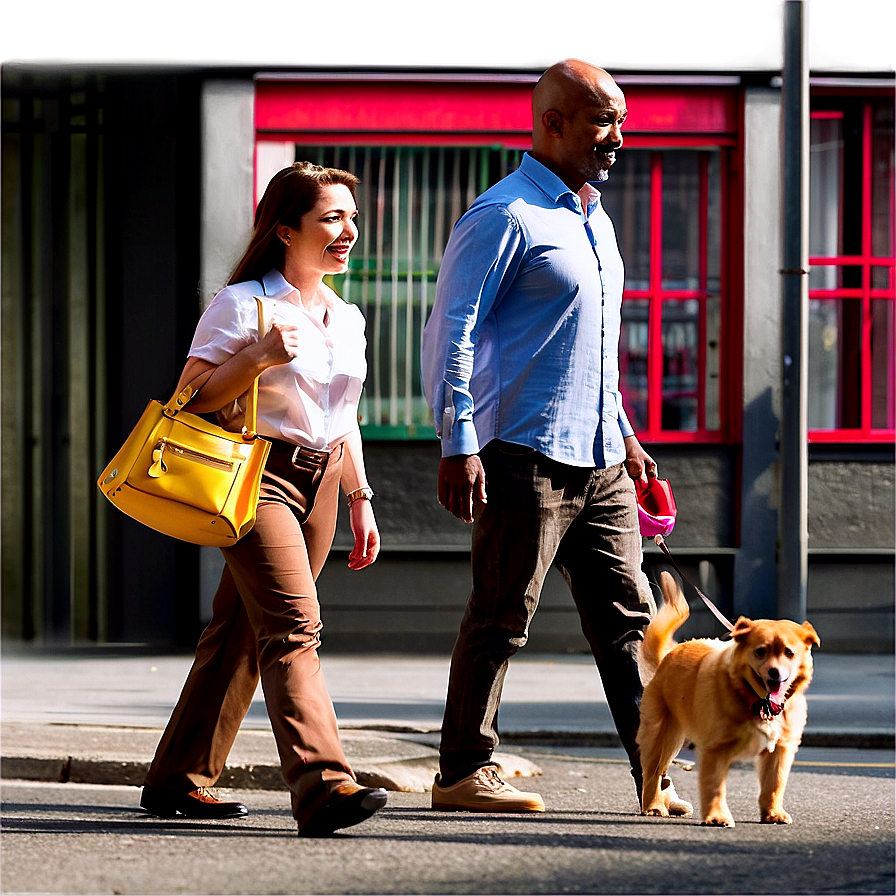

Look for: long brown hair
[228,161,360,286]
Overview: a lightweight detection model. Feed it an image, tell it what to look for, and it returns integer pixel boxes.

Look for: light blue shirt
[421,153,634,468]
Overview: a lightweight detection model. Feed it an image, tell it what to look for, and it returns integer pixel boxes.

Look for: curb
[2,727,891,794]
[0,753,538,794]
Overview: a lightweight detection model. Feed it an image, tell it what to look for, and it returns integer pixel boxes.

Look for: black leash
[652,535,734,633]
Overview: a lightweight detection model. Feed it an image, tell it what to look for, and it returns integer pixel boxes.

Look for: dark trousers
[144,442,355,827]
[438,441,655,794]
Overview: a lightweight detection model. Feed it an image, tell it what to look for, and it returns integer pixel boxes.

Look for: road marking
[529,752,894,770]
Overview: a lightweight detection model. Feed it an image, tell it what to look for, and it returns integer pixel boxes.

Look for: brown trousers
[144,441,354,827]
[439,443,653,794]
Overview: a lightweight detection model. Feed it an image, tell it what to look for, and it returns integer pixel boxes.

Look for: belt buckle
[291,445,329,466]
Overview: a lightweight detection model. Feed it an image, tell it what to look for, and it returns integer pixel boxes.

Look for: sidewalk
[1,650,893,793]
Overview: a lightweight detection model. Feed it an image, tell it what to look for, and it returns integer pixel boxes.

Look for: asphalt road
[2,746,893,895]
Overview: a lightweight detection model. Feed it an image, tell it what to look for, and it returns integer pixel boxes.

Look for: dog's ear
[732,617,753,642]
[800,621,821,648]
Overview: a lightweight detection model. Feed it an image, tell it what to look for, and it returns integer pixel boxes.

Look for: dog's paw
[701,813,735,827]
[760,809,792,824]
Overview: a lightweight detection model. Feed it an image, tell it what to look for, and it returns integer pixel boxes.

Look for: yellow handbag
[97,297,271,547]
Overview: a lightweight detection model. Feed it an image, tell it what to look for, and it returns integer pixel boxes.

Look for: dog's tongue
[767,678,787,699]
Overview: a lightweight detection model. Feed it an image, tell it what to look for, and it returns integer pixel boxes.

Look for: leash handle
[653,535,735,633]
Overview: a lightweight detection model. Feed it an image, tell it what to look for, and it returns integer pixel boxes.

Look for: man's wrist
[441,419,480,457]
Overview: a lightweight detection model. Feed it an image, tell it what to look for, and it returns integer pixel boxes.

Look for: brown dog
[637,571,820,826]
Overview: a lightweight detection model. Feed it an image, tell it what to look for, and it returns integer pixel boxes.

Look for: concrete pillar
[198,78,255,620]
[734,86,783,620]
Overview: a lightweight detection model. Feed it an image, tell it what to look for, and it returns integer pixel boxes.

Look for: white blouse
[189,269,367,450]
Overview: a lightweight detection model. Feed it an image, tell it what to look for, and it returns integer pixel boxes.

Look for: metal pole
[779,0,810,621]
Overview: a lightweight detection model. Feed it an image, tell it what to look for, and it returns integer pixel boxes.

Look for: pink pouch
[635,477,677,537]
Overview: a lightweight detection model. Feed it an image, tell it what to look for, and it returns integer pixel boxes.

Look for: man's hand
[623,434,657,484]
[438,455,487,524]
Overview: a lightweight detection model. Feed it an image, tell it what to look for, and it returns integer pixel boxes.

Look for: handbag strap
[164,296,266,442]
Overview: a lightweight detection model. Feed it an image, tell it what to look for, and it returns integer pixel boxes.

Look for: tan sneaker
[431,766,545,812]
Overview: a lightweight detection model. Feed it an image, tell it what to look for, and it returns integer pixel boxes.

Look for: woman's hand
[256,315,301,366]
[174,314,301,414]
[347,499,380,570]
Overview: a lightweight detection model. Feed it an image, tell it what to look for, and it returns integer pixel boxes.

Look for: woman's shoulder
[195,280,265,342]
[214,278,265,302]
[203,279,268,323]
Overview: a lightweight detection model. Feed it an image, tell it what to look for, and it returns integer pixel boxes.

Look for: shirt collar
[262,268,290,296]
[519,153,579,207]
[261,268,342,317]
[519,153,602,215]
[579,181,603,216]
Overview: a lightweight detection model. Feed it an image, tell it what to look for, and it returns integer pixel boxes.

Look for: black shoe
[298,783,388,837]
[140,785,249,819]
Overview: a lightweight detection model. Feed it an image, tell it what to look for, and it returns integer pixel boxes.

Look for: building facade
[2,54,893,651]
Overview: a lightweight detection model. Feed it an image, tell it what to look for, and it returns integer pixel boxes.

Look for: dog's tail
[639,571,690,685]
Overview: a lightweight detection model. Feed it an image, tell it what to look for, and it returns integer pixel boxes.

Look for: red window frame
[254,77,744,444]
[618,145,739,443]
[255,78,739,144]
[808,97,895,444]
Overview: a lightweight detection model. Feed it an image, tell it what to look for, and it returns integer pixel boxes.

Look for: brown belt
[266,439,334,468]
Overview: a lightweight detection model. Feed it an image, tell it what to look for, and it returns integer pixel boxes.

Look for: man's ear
[542,108,563,138]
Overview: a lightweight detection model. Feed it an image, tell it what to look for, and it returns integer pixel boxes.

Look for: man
[421,60,690,814]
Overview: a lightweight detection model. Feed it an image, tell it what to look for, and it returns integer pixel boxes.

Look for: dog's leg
[757,742,796,824]
[639,744,668,817]
[638,699,686,817]
[698,746,736,827]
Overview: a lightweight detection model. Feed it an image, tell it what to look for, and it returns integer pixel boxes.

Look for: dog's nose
[768,668,780,680]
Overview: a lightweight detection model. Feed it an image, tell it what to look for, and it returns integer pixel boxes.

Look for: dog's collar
[740,679,786,720]
[752,696,785,720]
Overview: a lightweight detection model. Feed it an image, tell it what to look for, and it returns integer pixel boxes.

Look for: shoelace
[477,767,507,792]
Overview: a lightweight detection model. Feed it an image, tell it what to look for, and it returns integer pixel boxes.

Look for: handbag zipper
[148,438,236,478]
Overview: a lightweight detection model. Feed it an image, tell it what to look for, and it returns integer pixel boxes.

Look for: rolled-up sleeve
[421,206,523,457]
[616,391,635,439]
[189,287,253,365]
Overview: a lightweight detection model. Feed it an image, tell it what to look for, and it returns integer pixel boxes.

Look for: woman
[139,162,387,837]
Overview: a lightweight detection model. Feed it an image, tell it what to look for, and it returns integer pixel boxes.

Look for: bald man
[422,60,691,815]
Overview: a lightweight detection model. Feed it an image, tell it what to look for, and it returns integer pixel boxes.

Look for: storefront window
[254,78,739,442]
[808,98,895,442]
[266,141,732,441]
[285,144,523,437]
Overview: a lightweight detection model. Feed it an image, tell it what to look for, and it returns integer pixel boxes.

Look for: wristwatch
[346,487,374,507]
